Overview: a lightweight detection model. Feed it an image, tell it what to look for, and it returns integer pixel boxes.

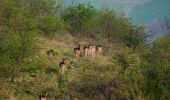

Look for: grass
[0,34,115,99]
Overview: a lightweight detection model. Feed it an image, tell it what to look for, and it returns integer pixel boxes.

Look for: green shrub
[0,32,36,81]
[122,26,148,50]
[38,16,65,38]
[142,36,170,99]
[63,3,96,36]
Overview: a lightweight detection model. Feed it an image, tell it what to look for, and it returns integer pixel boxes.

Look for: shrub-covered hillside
[0,0,170,100]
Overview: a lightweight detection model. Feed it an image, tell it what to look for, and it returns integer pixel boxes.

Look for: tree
[38,15,65,38]
[164,18,170,34]
[122,26,148,50]
[22,0,57,16]
[143,35,170,99]
[0,0,37,81]
[63,3,96,36]
[96,9,132,43]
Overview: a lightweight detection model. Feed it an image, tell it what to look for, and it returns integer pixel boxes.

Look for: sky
[79,0,170,40]
[87,0,170,23]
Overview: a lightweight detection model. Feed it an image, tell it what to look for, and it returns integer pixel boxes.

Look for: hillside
[0,34,122,99]
[0,0,170,100]
[0,33,152,99]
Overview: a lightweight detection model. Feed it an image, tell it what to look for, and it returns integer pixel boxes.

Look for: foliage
[0,0,37,81]
[63,3,96,36]
[93,9,129,43]
[122,26,148,50]
[23,0,57,16]
[0,32,36,81]
[38,15,65,38]
[142,36,170,99]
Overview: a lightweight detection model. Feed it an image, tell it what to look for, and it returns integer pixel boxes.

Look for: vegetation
[0,0,169,100]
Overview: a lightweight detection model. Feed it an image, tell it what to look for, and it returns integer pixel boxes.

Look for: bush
[122,26,149,50]
[142,36,170,99]
[63,3,96,36]
[38,16,65,38]
[0,32,36,81]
